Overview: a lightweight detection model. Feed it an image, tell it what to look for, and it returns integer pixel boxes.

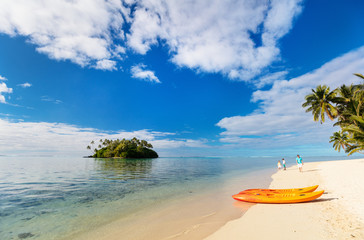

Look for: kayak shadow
[232,197,337,205]
[309,197,338,203]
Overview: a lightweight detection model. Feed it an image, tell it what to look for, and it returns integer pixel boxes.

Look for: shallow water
[0,155,358,239]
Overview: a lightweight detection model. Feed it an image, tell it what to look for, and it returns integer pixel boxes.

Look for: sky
[0,0,364,157]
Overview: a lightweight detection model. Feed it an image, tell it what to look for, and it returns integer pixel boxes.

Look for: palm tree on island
[302,73,364,155]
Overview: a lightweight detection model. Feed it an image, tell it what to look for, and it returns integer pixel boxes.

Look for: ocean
[0,155,358,239]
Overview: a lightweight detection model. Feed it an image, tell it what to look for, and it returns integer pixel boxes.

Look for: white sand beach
[206,159,364,240]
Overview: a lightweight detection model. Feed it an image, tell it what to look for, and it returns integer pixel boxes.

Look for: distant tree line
[302,73,363,155]
[87,137,158,158]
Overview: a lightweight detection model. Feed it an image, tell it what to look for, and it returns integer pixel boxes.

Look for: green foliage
[88,137,158,158]
[329,131,348,152]
[302,85,338,123]
[303,73,364,155]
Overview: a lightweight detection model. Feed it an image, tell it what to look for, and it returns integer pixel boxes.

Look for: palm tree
[302,85,338,123]
[329,131,349,152]
[303,73,364,156]
[331,75,363,155]
[333,84,361,127]
[343,115,364,155]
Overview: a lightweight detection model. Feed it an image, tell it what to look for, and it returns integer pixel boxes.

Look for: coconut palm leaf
[329,131,349,152]
[354,73,364,80]
[303,74,364,155]
[302,85,338,123]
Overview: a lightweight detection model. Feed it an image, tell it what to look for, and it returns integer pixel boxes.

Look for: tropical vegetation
[87,137,158,158]
[302,73,364,155]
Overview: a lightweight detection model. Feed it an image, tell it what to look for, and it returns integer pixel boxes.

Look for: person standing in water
[296,154,303,172]
[282,158,286,170]
[277,160,282,170]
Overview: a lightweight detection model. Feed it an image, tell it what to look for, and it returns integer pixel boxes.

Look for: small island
[87,137,158,158]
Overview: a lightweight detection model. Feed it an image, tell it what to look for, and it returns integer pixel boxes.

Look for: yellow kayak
[239,185,318,194]
[233,190,324,204]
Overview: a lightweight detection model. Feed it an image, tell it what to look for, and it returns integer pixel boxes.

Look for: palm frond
[354,73,364,80]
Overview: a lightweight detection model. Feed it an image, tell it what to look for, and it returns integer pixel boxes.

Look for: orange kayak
[239,185,318,194]
[232,190,324,204]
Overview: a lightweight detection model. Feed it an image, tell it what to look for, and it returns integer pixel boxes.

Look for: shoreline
[3,156,363,240]
[71,167,274,240]
[205,158,364,240]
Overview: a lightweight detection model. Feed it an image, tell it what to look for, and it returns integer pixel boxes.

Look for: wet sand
[71,168,273,240]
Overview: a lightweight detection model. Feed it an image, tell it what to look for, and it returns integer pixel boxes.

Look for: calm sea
[0,155,359,239]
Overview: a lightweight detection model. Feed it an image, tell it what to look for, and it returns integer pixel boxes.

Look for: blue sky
[0,0,364,157]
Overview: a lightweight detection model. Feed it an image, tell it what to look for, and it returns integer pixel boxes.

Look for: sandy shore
[206,158,364,240]
[72,168,273,240]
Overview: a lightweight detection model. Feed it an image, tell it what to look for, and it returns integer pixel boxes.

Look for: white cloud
[0,0,302,80]
[216,47,364,148]
[152,139,209,149]
[0,0,129,70]
[0,82,13,103]
[127,0,303,80]
[131,64,161,83]
[0,118,208,156]
[41,95,63,104]
[255,70,288,88]
[0,75,7,81]
[17,82,32,88]
[94,59,117,70]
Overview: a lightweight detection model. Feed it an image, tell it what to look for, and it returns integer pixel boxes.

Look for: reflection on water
[94,158,154,180]
[0,156,247,240]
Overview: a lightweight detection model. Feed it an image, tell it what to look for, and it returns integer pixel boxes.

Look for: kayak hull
[232,190,324,204]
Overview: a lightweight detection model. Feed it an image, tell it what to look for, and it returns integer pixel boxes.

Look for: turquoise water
[0,155,359,239]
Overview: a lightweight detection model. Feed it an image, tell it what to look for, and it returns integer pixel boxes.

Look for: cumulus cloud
[0,0,303,80]
[127,0,303,80]
[0,0,129,70]
[0,81,13,103]
[0,75,7,81]
[255,70,288,88]
[94,59,117,70]
[17,82,32,88]
[131,64,161,83]
[216,47,364,148]
[0,118,208,156]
